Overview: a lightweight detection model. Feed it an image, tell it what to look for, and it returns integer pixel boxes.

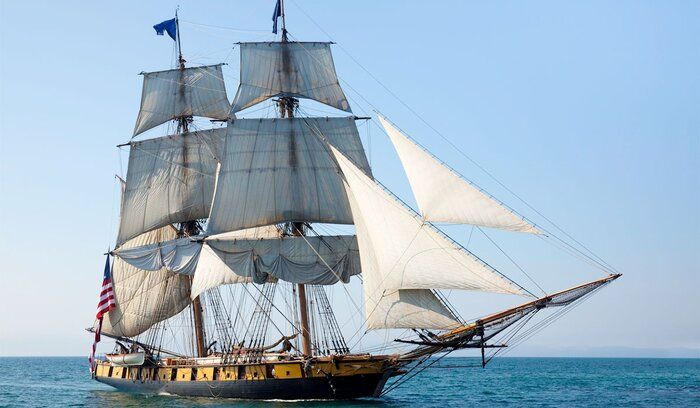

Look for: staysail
[330,145,528,330]
[366,289,461,330]
[102,226,192,338]
[116,128,225,246]
[230,42,351,114]
[378,115,540,234]
[330,145,526,294]
[133,64,231,136]
[206,117,371,234]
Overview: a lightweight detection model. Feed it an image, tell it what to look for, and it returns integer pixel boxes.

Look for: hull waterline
[96,372,393,400]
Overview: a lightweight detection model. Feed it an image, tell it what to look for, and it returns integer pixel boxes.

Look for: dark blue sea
[0,357,697,407]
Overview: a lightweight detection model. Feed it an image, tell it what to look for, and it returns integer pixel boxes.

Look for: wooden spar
[175,9,184,70]
[441,273,622,339]
[85,328,185,358]
[280,0,288,42]
[297,279,313,357]
[271,34,310,353]
[275,89,313,357]
[290,219,312,357]
[172,11,205,357]
[192,296,207,357]
[397,274,621,361]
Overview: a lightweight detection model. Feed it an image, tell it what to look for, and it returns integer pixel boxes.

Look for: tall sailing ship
[89,4,621,400]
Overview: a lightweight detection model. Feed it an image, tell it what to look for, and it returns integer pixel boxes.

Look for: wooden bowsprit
[397,274,621,364]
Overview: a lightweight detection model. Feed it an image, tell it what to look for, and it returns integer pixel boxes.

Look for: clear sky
[0,1,698,357]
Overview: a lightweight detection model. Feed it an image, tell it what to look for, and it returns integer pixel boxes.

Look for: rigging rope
[287,0,618,279]
[476,226,547,296]
[381,350,455,397]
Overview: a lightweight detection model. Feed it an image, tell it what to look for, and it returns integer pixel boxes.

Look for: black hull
[96,372,392,400]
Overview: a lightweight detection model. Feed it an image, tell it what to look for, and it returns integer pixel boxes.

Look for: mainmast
[173,10,206,358]
[275,0,312,358]
[277,95,311,356]
[292,223,313,357]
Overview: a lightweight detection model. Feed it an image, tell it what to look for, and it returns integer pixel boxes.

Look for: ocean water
[0,357,697,407]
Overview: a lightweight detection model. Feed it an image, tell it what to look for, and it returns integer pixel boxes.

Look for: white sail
[330,145,527,295]
[190,235,361,299]
[114,226,281,278]
[134,64,231,136]
[206,117,371,234]
[367,289,461,330]
[102,226,191,338]
[189,226,281,297]
[190,243,255,298]
[112,237,202,276]
[346,182,460,330]
[213,225,282,240]
[117,128,225,246]
[378,115,540,234]
[230,42,351,114]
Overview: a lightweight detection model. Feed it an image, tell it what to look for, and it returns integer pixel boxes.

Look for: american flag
[89,254,115,373]
[96,255,116,318]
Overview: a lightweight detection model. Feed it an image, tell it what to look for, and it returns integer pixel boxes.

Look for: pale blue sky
[0,1,698,357]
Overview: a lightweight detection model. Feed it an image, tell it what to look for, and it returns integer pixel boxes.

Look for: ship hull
[96,372,391,399]
[93,355,398,400]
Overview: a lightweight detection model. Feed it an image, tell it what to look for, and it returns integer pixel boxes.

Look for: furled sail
[111,233,361,299]
[213,225,282,240]
[116,128,225,246]
[102,226,192,338]
[112,237,202,276]
[207,117,371,234]
[330,145,527,295]
[230,42,351,114]
[191,235,360,298]
[189,226,283,297]
[191,243,256,297]
[378,115,540,234]
[133,64,231,136]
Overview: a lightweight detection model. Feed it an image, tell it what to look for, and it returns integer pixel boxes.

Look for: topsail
[230,42,351,114]
[206,117,371,235]
[117,128,226,246]
[133,64,231,136]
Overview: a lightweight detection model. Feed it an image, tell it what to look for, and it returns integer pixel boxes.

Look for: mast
[294,224,313,357]
[175,9,189,134]
[278,96,311,356]
[176,9,185,71]
[173,10,206,358]
[280,0,288,42]
[275,0,310,357]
